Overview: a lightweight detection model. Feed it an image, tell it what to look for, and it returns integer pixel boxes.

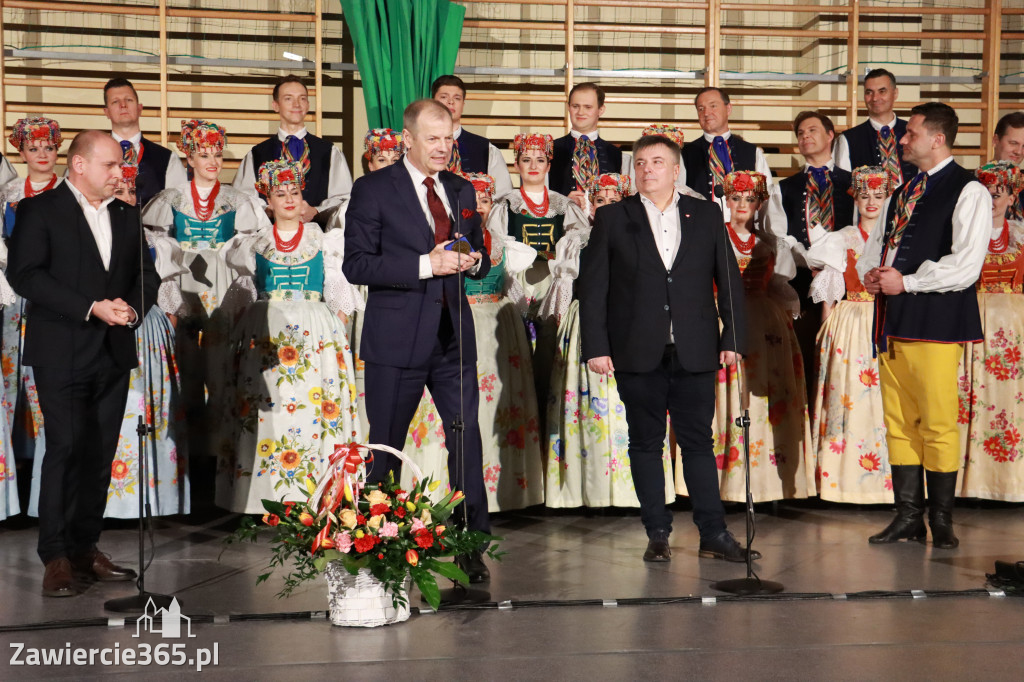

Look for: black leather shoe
[643,531,672,563]
[869,464,927,544]
[42,558,79,598]
[456,551,490,583]
[927,470,960,549]
[71,549,137,582]
[699,530,762,562]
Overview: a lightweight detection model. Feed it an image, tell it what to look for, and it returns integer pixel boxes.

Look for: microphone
[714,185,725,199]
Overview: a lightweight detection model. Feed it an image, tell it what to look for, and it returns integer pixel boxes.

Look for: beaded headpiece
[9,117,62,151]
[466,172,496,198]
[256,159,306,195]
[589,173,632,201]
[849,165,894,197]
[363,128,404,160]
[119,163,139,188]
[512,133,554,160]
[976,161,1024,196]
[178,119,226,154]
[723,171,769,201]
[641,125,685,150]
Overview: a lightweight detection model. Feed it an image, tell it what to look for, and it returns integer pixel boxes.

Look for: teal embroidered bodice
[463,255,506,297]
[171,208,235,248]
[255,251,324,296]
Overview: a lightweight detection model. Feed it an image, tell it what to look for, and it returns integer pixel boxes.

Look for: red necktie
[423,177,451,244]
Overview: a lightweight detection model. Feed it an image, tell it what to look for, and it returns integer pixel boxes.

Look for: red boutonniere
[461,208,475,219]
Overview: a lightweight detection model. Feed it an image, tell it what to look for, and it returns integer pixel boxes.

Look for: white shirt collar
[66,178,115,212]
[639,191,680,215]
[803,159,835,172]
[925,155,955,177]
[277,127,308,141]
[703,130,732,143]
[453,126,463,140]
[111,131,142,146]
[868,114,899,132]
[403,154,438,187]
[571,129,600,141]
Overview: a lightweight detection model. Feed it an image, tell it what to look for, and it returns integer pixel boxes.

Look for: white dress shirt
[833,113,898,173]
[111,130,188,189]
[405,155,458,280]
[641,190,682,341]
[454,126,514,199]
[231,126,354,213]
[857,155,993,294]
[702,130,788,240]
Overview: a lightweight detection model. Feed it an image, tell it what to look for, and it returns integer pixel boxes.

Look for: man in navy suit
[343,99,492,582]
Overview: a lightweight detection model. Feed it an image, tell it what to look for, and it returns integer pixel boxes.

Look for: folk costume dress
[399,228,546,511]
[957,218,1024,500]
[805,223,892,503]
[143,179,270,450]
[0,237,17,519]
[216,222,361,513]
[678,225,814,502]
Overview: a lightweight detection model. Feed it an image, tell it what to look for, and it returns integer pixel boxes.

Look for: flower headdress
[641,124,685,150]
[723,171,768,201]
[466,172,496,198]
[363,128,405,160]
[512,133,554,160]
[178,119,226,155]
[976,161,1024,197]
[9,117,62,151]
[849,165,894,197]
[589,172,632,201]
[119,163,139,188]
[256,159,306,195]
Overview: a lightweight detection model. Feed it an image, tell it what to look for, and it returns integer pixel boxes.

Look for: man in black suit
[579,133,758,564]
[8,130,159,596]
[343,99,492,581]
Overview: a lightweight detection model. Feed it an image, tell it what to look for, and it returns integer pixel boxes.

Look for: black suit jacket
[7,182,159,371]
[579,193,748,374]
[343,160,491,369]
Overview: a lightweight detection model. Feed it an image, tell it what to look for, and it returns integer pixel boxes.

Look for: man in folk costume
[549,82,632,211]
[859,103,991,549]
[779,111,855,398]
[834,68,917,189]
[233,75,353,227]
[991,112,1024,221]
[432,75,513,198]
[103,77,188,208]
[681,87,787,237]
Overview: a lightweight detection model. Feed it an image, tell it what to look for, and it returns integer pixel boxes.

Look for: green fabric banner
[341,0,465,130]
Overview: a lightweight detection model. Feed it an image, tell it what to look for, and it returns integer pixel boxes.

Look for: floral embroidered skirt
[958,292,1024,500]
[2,295,45,463]
[812,300,892,503]
[398,298,544,512]
[682,291,814,502]
[216,299,361,513]
[0,388,16,520]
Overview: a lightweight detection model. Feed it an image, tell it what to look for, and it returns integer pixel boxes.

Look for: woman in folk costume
[401,173,546,511]
[546,173,675,508]
[0,117,62,472]
[803,165,894,502]
[350,128,404,437]
[216,160,361,513]
[957,162,1024,500]
[142,119,270,461]
[677,171,813,502]
[485,133,588,431]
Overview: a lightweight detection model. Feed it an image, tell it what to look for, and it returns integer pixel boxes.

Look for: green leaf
[413,568,440,611]
[431,560,469,585]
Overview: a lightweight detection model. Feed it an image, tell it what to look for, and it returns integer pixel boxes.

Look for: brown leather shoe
[42,558,78,597]
[71,550,137,582]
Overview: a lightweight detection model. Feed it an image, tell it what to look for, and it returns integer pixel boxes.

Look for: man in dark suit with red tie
[579,133,758,564]
[343,99,492,582]
[8,131,159,596]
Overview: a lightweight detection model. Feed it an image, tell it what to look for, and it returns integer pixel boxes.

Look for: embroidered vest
[251,133,334,207]
[681,135,759,201]
[549,134,623,196]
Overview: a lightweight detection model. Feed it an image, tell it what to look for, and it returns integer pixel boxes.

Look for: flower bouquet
[228,443,500,619]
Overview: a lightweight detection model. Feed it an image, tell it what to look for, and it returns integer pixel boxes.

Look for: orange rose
[278,345,299,366]
[321,400,340,421]
[279,449,301,470]
[111,460,128,480]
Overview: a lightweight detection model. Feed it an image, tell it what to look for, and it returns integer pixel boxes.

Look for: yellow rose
[365,490,392,507]
[338,509,357,529]
[367,514,384,530]
[419,509,432,525]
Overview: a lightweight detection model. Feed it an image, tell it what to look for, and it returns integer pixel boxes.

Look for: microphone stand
[435,188,490,606]
[105,200,178,613]
[710,193,783,596]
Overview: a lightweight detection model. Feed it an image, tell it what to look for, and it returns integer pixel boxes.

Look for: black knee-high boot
[926,470,960,549]
[869,464,926,544]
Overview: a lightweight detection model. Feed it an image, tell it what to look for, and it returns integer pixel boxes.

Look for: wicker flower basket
[324,561,411,627]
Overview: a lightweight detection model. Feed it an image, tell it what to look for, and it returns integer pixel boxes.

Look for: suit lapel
[391,162,433,250]
[670,198,692,271]
[623,195,664,268]
[107,201,127,276]
[58,183,105,269]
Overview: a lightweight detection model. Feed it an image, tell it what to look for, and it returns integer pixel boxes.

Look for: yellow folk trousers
[877,339,963,473]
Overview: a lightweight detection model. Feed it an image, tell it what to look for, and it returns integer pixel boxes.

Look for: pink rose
[333,531,353,553]
[410,518,426,533]
[380,521,399,538]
